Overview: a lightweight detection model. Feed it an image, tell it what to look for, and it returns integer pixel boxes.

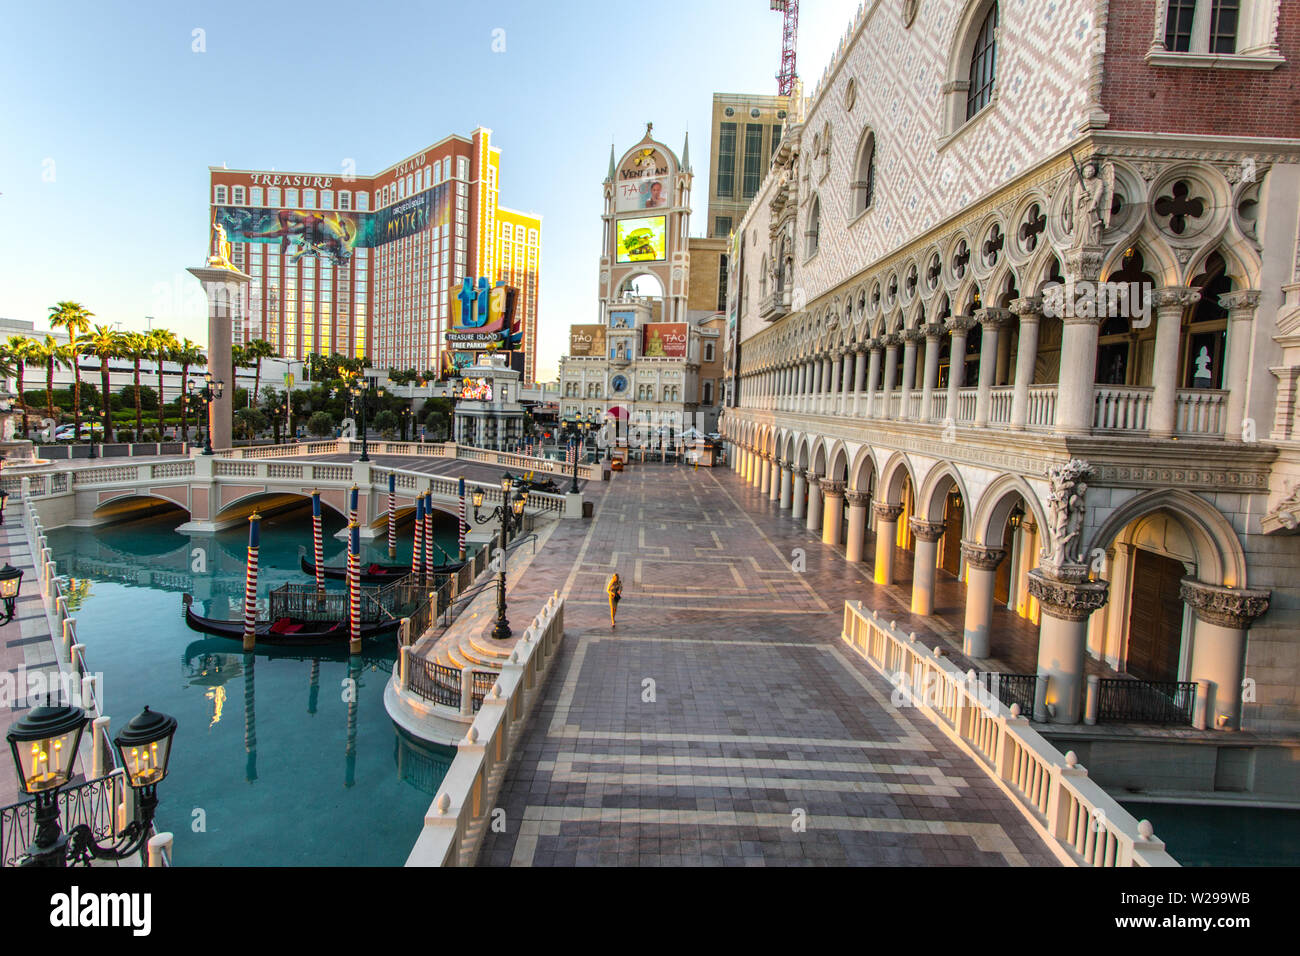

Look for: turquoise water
[46,505,458,866]
[1120,802,1300,866]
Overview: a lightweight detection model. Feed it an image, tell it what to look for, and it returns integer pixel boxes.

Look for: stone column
[899,329,922,420]
[812,357,824,413]
[840,350,853,414]
[820,480,846,545]
[909,518,947,615]
[973,308,1011,427]
[852,347,868,416]
[805,472,824,532]
[779,464,793,510]
[769,458,781,501]
[1220,290,1260,441]
[829,351,842,414]
[823,354,835,413]
[188,265,252,452]
[919,322,943,423]
[791,469,808,520]
[1008,296,1042,430]
[872,502,904,586]
[880,334,900,420]
[1028,570,1110,724]
[1055,311,1105,435]
[845,491,870,562]
[1149,287,1201,438]
[865,340,883,418]
[961,542,1007,658]
[1181,580,1271,730]
[759,454,771,494]
[945,315,976,425]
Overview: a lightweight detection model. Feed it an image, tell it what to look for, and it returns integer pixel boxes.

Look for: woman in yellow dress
[606,572,623,628]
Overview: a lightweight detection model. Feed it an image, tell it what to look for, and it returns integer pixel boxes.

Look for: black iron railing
[0,773,125,867]
[975,672,1039,716]
[1097,678,1196,725]
[471,671,497,712]
[408,660,461,708]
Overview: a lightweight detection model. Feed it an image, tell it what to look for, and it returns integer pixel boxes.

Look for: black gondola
[299,553,463,584]
[182,594,401,646]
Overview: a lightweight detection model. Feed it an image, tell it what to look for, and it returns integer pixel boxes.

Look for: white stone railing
[988,386,1015,425]
[1094,386,1151,431]
[1025,385,1058,429]
[954,387,978,423]
[906,393,923,420]
[840,600,1179,867]
[1175,389,1227,437]
[405,595,566,867]
[929,391,948,423]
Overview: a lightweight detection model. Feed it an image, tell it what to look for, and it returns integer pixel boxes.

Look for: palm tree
[175,339,205,442]
[31,336,67,434]
[244,339,276,407]
[87,325,122,441]
[231,343,247,400]
[5,336,36,438]
[48,302,93,442]
[148,329,178,438]
[122,331,150,438]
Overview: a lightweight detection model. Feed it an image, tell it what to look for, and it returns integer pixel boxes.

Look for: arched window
[966,3,999,120]
[806,195,821,258]
[853,130,876,216]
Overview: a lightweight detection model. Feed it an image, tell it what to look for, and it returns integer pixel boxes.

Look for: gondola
[182,594,401,647]
[298,553,464,584]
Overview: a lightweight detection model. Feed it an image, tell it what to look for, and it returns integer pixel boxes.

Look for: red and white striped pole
[348,520,361,654]
[387,473,397,560]
[412,495,425,585]
[310,490,325,594]
[243,512,261,651]
[457,477,466,562]
[423,489,435,572]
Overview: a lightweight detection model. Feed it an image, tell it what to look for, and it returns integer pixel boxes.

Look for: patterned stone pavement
[475,462,1058,866]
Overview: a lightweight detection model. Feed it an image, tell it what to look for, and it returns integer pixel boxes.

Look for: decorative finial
[646,121,653,137]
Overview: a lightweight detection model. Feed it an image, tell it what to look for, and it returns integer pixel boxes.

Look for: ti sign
[448,276,521,349]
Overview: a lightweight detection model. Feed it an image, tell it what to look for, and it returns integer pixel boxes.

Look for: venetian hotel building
[208,127,541,380]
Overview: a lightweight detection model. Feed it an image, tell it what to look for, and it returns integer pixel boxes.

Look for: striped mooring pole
[310,489,325,594]
[457,477,466,562]
[387,473,397,559]
[423,489,435,573]
[348,520,361,654]
[412,495,425,584]
[243,512,261,651]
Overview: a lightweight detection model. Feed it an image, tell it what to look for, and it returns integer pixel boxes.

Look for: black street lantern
[0,563,22,624]
[349,377,384,462]
[472,475,531,641]
[188,373,225,456]
[5,704,177,866]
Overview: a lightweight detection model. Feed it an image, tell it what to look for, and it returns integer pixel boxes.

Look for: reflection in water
[45,503,460,865]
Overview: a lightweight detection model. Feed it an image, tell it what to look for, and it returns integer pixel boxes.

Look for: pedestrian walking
[606,572,623,628]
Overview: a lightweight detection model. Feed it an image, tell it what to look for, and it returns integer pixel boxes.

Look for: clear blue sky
[0,0,861,379]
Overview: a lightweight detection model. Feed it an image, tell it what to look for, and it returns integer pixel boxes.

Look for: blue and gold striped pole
[243,512,261,651]
[348,520,361,654]
[423,489,435,574]
[349,483,359,527]
[387,473,397,559]
[310,490,325,594]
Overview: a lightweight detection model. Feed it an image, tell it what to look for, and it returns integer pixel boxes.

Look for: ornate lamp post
[5,703,177,866]
[188,373,225,456]
[86,405,98,459]
[471,475,530,641]
[349,377,384,463]
[0,563,22,623]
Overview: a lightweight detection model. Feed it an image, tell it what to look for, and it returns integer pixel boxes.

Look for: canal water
[1120,801,1300,866]
[46,505,459,866]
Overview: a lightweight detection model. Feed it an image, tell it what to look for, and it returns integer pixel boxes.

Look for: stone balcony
[759,288,793,322]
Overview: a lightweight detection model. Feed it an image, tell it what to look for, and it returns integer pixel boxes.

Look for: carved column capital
[1219,289,1261,317]
[961,541,1007,571]
[1009,295,1043,320]
[909,517,947,542]
[1153,286,1202,313]
[1179,579,1271,629]
[867,337,884,352]
[819,479,846,497]
[804,470,821,484]
[975,307,1013,328]
[845,490,871,507]
[1062,245,1105,283]
[882,332,903,349]
[922,322,946,340]
[946,314,977,335]
[901,327,926,346]
[1027,568,1110,622]
[873,502,904,522]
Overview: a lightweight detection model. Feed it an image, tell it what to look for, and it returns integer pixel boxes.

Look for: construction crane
[771,0,799,96]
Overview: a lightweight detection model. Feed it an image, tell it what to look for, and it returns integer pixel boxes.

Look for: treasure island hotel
[207,127,542,382]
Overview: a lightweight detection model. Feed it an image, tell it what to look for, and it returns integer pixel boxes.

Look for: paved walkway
[474,463,1057,866]
[289,453,589,491]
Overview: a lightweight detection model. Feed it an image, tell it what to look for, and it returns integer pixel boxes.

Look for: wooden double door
[1126,548,1187,683]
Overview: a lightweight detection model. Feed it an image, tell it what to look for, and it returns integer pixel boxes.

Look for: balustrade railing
[1175,389,1226,437]
[1097,678,1196,725]
[1026,385,1058,429]
[954,388,978,423]
[988,387,1014,425]
[841,601,1178,867]
[929,391,948,423]
[1094,386,1151,431]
